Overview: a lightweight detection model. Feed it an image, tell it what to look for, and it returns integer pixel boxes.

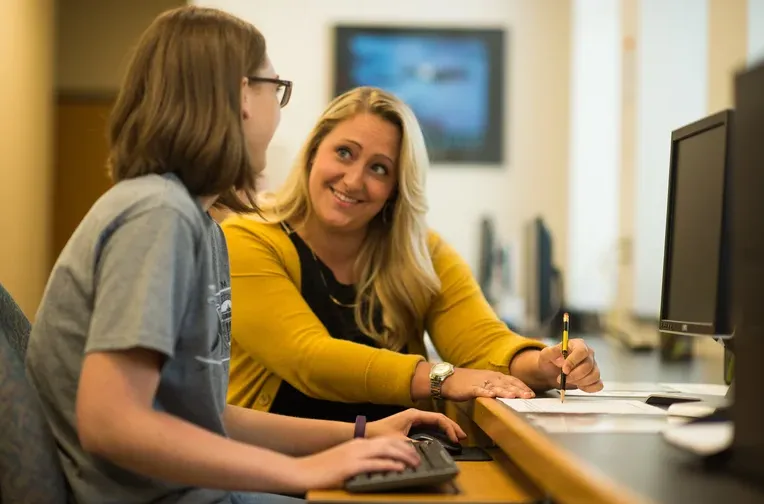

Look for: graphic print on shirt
[215,281,232,348]
[196,281,231,366]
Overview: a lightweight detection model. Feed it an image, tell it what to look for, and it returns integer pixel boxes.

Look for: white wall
[567,0,621,312]
[633,0,708,317]
[749,0,764,64]
[194,0,572,292]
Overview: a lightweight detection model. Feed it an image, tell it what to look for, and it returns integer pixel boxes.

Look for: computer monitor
[524,217,562,335]
[477,216,497,304]
[659,63,764,486]
[658,109,735,341]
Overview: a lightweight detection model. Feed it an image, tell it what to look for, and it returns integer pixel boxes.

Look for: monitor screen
[664,125,726,324]
[660,111,733,337]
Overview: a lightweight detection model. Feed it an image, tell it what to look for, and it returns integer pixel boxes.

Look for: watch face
[432,362,453,378]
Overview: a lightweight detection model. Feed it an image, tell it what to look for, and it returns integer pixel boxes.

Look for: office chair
[0,282,31,359]
[0,282,68,503]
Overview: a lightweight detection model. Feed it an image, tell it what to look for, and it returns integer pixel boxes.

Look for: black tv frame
[333,25,505,164]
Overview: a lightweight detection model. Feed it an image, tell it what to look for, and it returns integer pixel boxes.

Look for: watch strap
[430,378,445,399]
[430,370,448,400]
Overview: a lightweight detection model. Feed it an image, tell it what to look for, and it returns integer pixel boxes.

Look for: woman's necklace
[310,248,357,308]
[281,221,357,308]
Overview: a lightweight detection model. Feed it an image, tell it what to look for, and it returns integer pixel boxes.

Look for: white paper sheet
[663,383,729,397]
[498,397,667,416]
[555,381,728,399]
[524,414,688,433]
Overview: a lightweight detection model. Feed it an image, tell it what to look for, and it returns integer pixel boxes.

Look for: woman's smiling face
[307,113,400,233]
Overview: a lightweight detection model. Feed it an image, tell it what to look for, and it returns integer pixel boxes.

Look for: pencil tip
[560,390,565,402]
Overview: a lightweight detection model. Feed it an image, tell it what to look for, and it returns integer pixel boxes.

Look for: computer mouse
[408,430,463,455]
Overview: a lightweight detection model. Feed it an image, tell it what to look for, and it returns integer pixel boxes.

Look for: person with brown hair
[24,7,463,504]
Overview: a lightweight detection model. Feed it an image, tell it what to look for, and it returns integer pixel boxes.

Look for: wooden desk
[309,394,648,504]
[308,335,764,503]
[547,336,764,504]
[310,448,543,503]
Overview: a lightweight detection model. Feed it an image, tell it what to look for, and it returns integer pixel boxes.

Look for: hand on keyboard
[345,440,460,493]
[293,436,421,491]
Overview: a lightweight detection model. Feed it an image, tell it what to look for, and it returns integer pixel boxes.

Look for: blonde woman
[223,87,603,423]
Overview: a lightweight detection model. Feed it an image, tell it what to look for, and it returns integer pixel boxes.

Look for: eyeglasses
[247,76,293,108]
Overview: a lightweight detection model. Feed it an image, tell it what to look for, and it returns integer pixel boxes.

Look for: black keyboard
[345,440,460,493]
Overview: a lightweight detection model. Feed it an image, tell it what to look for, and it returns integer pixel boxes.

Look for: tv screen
[334,26,505,164]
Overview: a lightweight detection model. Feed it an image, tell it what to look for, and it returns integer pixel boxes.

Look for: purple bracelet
[354,415,366,438]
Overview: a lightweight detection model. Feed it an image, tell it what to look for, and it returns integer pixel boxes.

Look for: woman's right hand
[441,368,536,401]
[293,436,421,490]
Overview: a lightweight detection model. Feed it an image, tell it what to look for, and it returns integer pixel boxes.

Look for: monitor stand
[659,339,735,420]
[684,379,734,423]
[661,378,734,460]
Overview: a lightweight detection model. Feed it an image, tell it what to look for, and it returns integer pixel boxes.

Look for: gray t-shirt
[26,173,234,504]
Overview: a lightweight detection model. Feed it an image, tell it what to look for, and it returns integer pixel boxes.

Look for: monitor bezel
[332,24,506,164]
[658,109,735,339]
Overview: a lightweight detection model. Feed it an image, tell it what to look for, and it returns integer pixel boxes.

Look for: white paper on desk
[662,383,729,397]
[525,414,688,433]
[498,397,667,416]
[555,381,728,399]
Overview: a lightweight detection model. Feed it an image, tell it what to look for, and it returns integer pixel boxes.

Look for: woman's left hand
[366,408,467,443]
[537,338,603,393]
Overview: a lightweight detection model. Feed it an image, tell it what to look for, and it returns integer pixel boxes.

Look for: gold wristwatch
[429,362,455,399]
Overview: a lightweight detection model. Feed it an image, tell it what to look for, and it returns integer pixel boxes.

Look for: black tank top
[268,226,407,422]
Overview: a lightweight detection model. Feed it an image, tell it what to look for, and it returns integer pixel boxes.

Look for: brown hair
[107,6,265,212]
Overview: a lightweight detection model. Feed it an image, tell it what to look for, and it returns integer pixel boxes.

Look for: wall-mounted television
[334,25,505,165]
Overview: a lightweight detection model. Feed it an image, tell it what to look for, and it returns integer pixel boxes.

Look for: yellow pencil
[560,313,569,402]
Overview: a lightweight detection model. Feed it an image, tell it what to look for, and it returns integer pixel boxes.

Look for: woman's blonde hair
[259,87,441,350]
[108,6,265,212]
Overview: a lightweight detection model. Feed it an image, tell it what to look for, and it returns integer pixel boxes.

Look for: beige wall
[0,0,185,318]
[0,0,54,318]
[708,0,748,112]
[614,0,639,317]
[57,0,185,92]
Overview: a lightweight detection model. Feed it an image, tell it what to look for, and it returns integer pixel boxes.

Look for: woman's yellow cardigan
[222,216,546,412]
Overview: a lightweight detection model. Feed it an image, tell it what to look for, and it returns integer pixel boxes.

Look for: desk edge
[470,398,655,504]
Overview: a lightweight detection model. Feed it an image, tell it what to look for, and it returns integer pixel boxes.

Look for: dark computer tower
[728,60,764,481]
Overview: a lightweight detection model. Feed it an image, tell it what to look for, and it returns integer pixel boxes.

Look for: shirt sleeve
[425,232,546,373]
[86,207,199,358]
[224,220,425,407]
